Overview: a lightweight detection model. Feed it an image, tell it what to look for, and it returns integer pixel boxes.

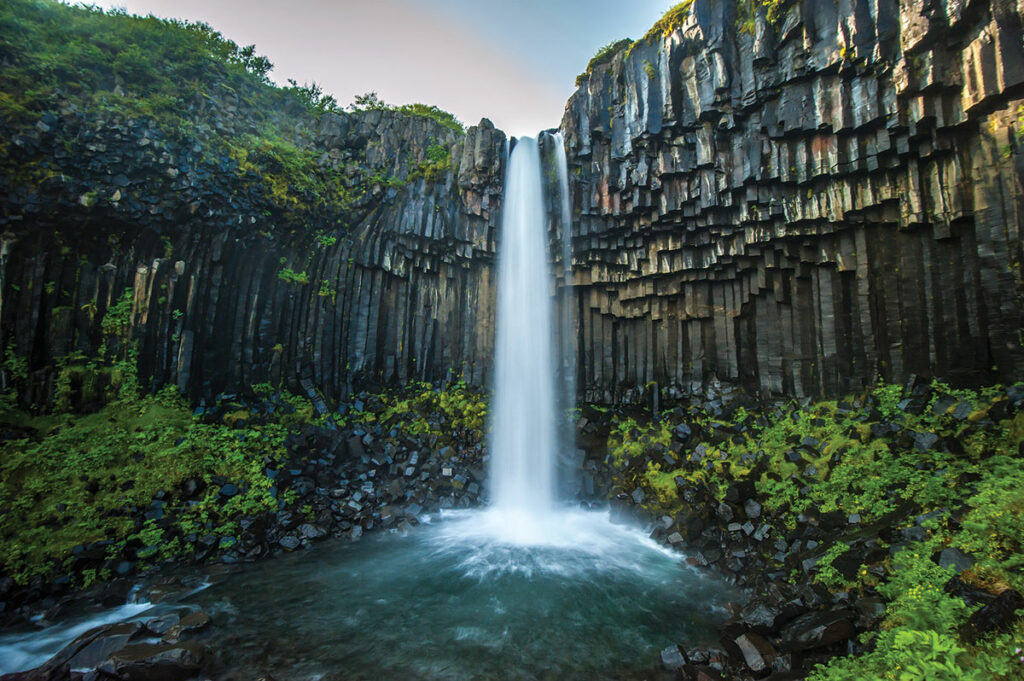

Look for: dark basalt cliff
[0,105,505,406]
[3,0,1024,408]
[562,0,1024,401]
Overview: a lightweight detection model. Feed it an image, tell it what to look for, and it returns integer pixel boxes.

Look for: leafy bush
[575,39,634,86]
[349,92,465,134]
[736,0,796,35]
[0,0,273,128]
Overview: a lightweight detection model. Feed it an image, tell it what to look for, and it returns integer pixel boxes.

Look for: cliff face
[5,1,1024,410]
[0,106,506,407]
[562,0,1024,401]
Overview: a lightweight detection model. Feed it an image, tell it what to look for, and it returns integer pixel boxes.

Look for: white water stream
[489,136,557,518]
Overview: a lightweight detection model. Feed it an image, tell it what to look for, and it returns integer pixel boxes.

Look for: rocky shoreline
[587,379,1024,680]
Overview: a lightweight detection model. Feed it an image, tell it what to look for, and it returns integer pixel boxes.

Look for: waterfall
[490,137,557,515]
[551,132,577,470]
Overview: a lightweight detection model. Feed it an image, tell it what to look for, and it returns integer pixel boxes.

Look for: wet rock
[97,642,204,681]
[660,645,686,670]
[631,488,646,505]
[937,548,973,574]
[65,622,144,669]
[162,611,210,643]
[854,597,886,628]
[298,523,327,540]
[743,499,762,520]
[780,610,856,651]
[959,589,1024,643]
[680,665,724,681]
[218,483,238,498]
[738,599,786,633]
[32,621,144,675]
[145,614,181,637]
[278,536,300,551]
[734,632,777,673]
[913,432,940,452]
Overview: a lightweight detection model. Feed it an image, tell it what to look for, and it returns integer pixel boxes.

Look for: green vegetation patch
[576,39,634,87]
[605,380,1024,681]
[348,379,487,447]
[0,386,290,586]
[349,92,465,135]
[640,0,696,45]
[736,0,796,35]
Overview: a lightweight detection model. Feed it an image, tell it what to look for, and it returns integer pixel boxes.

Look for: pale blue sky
[90,0,672,135]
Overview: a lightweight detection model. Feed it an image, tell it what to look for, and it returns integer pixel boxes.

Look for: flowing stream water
[0,135,735,679]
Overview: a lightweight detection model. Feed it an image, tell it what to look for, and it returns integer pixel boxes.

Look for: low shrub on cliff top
[0,0,274,127]
[641,0,696,44]
[348,92,465,135]
[576,39,634,86]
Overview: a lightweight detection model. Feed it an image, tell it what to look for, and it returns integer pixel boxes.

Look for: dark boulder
[738,599,787,633]
[65,621,144,669]
[97,642,204,681]
[22,621,143,676]
[680,666,723,681]
[734,632,777,673]
[779,610,856,651]
[162,611,211,643]
[959,589,1024,643]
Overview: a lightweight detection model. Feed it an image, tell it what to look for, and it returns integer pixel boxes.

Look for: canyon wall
[562,0,1024,401]
[4,0,1024,409]
[0,107,505,407]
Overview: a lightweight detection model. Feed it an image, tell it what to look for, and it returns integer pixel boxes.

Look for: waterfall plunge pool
[172,508,735,680]
[0,509,738,679]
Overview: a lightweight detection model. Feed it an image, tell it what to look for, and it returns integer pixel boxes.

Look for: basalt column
[562,0,1024,402]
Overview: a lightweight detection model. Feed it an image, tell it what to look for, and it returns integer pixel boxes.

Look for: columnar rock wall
[562,0,1024,401]
[0,111,506,407]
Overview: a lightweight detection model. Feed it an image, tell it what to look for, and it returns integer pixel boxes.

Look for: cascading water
[551,131,578,478]
[490,137,556,516]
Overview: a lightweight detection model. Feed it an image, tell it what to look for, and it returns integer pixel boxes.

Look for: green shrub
[349,93,465,134]
[576,39,634,86]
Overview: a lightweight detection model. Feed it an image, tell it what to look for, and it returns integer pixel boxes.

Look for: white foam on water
[0,601,152,674]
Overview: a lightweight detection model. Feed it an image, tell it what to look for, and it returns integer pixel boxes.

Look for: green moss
[277,258,309,285]
[350,379,487,446]
[0,386,289,585]
[576,39,634,87]
[736,0,795,35]
[640,0,695,45]
[408,143,452,184]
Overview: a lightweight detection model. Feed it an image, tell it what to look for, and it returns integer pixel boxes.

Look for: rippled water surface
[0,510,736,679]
[186,509,735,681]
